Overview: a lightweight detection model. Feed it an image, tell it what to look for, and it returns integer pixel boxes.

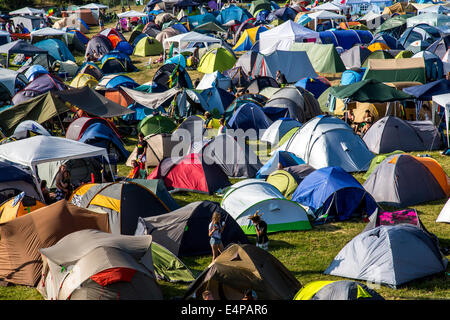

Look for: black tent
[153,63,192,90]
[0,40,48,67]
[85,35,113,59]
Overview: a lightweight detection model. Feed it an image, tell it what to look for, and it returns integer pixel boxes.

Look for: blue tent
[256,150,304,178]
[198,87,235,114]
[101,50,133,65]
[187,13,219,27]
[319,30,373,50]
[68,30,89,45]
[115,41,134,55]
[104,75,139,89]
[0,161,34,185]
[292,166,378,223]
[228,102,272,130]
[267,7,297,22]
[25,65,49,81]
[122,103,155,121]
[165,54,187,68]
[340,69,365,85]
[295,78,330,99]
[78,122,129,161]
[34,39,75,62]
[171,23,189,34]
[403,79,450,100]
[216,5,252,25]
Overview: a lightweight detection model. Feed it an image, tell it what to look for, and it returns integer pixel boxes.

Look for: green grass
[1,4,449,300]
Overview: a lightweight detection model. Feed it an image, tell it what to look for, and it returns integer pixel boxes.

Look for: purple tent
[208,0,218,10]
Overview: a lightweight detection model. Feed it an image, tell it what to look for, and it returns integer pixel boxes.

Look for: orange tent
[104,88,134,108]
[0,196,46,223]
[108,34,121,48]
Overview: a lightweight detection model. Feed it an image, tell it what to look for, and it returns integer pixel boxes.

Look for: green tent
[317,87,332,112]
[194,22,226,34]
[290,43,346,74]
[152,241,196,283]
[266,170,299,199]
[362,57,426,84]
[0,91,70,136]
[249,0,272,15]
[197,47,237,73]
[133,36,164,57]
[363,150,405,180]
[329,79,415,103]
[361,50,394,67]
[375,14,413,38]
[395,50,414,59]
[138,114,177,136]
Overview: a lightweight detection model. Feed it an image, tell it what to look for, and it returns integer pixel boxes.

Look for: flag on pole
[311,0,319,7]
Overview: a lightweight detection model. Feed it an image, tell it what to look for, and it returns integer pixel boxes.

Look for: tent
[292,166,378,223]
[251,50,318,83]
[261,118,302,145]
[0,192,46,223]
[361,50,395,68]
[133,36,163,57]
[13,120,50,137]
[34,39,75,62]
[290,42,346,74]
[197,47,237,74]
[0,68,28,96]
[319,30,373,50]
[97,74,139,90]
[0,161,40,203]
[407,13,450,28]
[70,74,98,88]
[0,200,109,286]
[126,133,179,168]
[436,198,450,223]
[221,179,311,234]
[233,26,268,51]
[162,31,222,52]
[85,35,113,60]
[228,102,273,130]
[184,243,301,300]
[432,93,450,147]
[0,40,48,68]
[362,116,443,154]
[294,280,384,300]
[244,76,279,94]
[147,153,231,194]
[25,65,49,82]
[265,167,302,199]
[71,180,170,235]
[196,71,232,91]
[38,229,163,300]
[258,20,319,54]
[138,115,177,137]
[200,134,262,178]
[65,117,120,141]
[216,5,253,25]
[363,154,449,207]
[256,150,304,179]
[324,224,448,288]
[295,77,330,99]
[12,74,67,106]
[340,45,373,69]
[135,201,249,256]
[152,63,193,90]
[362,150,405,180]
[281,115,374,172]
[403,79,450,101]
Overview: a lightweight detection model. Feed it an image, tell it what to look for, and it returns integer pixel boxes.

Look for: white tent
[259,20,320,55]
[358,11,385,29]
[9,7,45,16]
[163,31,222,52]
[418,4,450,14]
[220,179,311,234]
[432,93,450,147]
[0,136,111,199]
[307,10,347,31]
[79,3,109,9]
[30,27,68,43]
[117,10,148,18]
[436,198,450,223]
[196,71,232,90]
[406,12,450,28]
[310,2,346,13]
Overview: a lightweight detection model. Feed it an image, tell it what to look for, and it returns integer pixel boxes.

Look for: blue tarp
[34,39,75,62]
[79,122,129,161]
[403,79,450,100]
[122,103,155,121]
[319,30,373,50]
[292,166,378,223]
[228,102,272,130]
[256,150,304,178]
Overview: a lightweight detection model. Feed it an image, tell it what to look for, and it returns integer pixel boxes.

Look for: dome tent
[228,102,273,130]
[294,280,384,300]
[292,167,378,224]
[261,118,303,145]
[256,150,304,179]
[221,179,311,234]
[126,134,179,168]
[135,201,249,257]
[324,224,448,288]
[138,115,177,136]
[133,36,164,57]
[436,198,450,224]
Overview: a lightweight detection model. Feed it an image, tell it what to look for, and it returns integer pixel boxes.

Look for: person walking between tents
[276,70,287,88]
[209,211,226,262]
[249,211,269,250]
[136,132,148,170]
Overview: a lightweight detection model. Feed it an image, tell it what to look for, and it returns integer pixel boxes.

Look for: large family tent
[0,193,46,223]
[201,134,262,178]
[0,161,40,203]
[436,198,450,223]
[135,201,249,256]
[138,115,177,136]
[362,116,443,154]
[362,58,426,83]
[292,167,378,224]
[0,200,109,286]
[184,244,301,300]
[133,36,164,57]
[147,153,231,194]
[281,116,374,172]
[261,118,303,145]
[70,180,171,235]
[126,133,178,168]
[251,50,318,83]
[221,179,311,234]
[324,224,448,288]
[363,154,449,207]
[294,280,384,300]
[38,229,163,300]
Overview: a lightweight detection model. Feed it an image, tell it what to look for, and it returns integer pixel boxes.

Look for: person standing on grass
[136,132,148,170]
[249,211,269,250]
[209,211,225,262]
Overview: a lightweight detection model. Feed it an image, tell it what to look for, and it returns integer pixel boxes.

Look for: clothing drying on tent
[38,229,163,300]
[292,166,378,224]
[135,200,249,257]
[147,153,231,195]
[70,181,170,235]
[324,224,448,288]
[221,179,311,234]
[363,154,449,207]
[294,280,384,300]
[184,244,302,300]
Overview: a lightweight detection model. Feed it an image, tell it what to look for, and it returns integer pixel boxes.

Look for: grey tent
[340,45,372,69]
[135,201,249,257]
[234,50,258,74]
[363,154,448,207]
[294,280,384,300]
[284,164,316,185]
[200,134,262,178]
[126,133,179,168]
[0,40,48,67]
[324,224,448,288]
[264,86,322,123]
[38,229,163,300]
[362,116,443,154]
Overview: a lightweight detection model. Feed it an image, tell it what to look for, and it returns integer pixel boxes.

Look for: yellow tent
[368,42,390,52]
[70,74,99,88]
[0,196,46,223]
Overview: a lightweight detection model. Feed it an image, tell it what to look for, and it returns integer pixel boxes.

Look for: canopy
[30,27,68,43]
[307,10,347,31]
[79,3,109,9]
[432,93,450,147]
[163,31,221,51]
[0,40,48,67]
[9,7,44,15]
[117,10,148,18]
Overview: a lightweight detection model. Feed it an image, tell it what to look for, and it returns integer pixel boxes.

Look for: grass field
[0,4,449,300]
